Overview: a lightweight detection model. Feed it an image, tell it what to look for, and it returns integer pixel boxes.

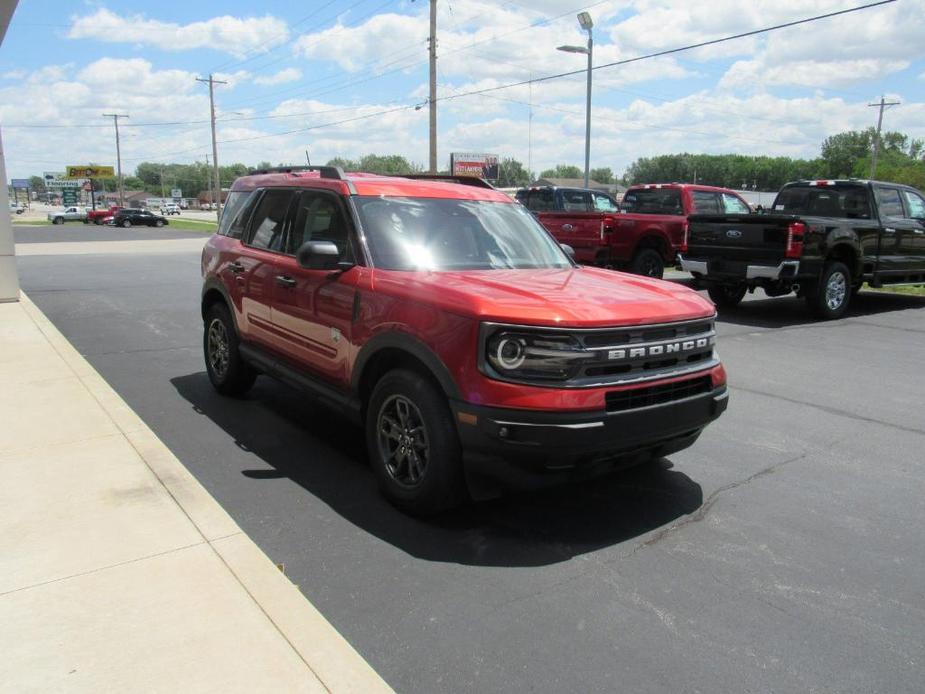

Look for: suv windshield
[773,184,870,219]
[621,188,683,215]
[355,196,572,271]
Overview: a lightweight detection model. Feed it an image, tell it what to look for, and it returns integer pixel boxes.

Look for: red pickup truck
[517,183,752,278]
[86,205,121,225]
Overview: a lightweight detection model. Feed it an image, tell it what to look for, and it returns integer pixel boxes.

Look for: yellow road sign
[64,165,115,179]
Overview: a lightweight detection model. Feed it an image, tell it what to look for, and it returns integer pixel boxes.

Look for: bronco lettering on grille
[607,336,713,361]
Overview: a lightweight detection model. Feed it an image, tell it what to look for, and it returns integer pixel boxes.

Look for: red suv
[201,167,728,514]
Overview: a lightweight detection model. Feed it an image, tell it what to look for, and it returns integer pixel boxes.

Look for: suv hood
[374,267,714,327]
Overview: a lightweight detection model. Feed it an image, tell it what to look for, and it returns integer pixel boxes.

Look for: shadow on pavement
[713,289,925,330]
[172,372,703,567]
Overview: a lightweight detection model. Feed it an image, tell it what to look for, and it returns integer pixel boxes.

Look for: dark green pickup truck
[679,179,925,319]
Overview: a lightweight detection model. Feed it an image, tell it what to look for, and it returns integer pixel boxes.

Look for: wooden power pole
[868,96,900,180]
[197,74,227,221]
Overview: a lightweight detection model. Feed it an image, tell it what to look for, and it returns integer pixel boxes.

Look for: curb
[18,291,393,694]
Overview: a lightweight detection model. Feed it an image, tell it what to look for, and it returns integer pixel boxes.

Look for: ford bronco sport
[201,167,728,514]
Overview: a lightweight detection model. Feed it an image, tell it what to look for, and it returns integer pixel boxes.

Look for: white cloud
[254,68,302,86]
[213,70,252,89]
[67,9,289,58]
[2,69,26,80]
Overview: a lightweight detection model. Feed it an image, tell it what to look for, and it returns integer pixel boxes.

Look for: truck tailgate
[687,213,796,264]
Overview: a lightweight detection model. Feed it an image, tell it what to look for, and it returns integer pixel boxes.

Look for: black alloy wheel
[366,369,465,515]
[630,248,665,278]
[203,303,257,396]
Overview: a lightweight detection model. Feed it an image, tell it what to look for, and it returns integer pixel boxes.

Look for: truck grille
[606,376,711,412]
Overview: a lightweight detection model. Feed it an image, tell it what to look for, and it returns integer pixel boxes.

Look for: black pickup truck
[678,179,925,319]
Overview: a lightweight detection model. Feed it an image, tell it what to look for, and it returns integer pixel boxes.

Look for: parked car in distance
[679,179,925,319]
[163,203,181,216]
[8,202,25,214]
[107,208,169,228]
[47,206,87,224]
[86,205,121,225]
[201,167,728,514]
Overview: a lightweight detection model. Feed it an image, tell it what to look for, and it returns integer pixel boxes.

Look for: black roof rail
[395,173,496,189]
[246,165,346,180]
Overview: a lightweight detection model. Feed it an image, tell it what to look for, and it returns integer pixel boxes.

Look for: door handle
[561,223,574,232]
[227,261,245,274]
[275,275,297,288]
[883,227,896,234]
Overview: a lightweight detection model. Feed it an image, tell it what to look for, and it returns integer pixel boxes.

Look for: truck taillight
[785,221,805,259]
[680,222,689,253]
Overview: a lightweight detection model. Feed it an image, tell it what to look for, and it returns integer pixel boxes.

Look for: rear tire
[53,217,64,225]
[366,369,465,515]
[806,261,851,320]
[121,219,131,228]
[630,248,665,278]
[203,303,257,396]
[708,283,747,308]
[155,219,164,227]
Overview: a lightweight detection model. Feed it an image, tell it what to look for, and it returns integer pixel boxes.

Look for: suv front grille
[606,376,711,412]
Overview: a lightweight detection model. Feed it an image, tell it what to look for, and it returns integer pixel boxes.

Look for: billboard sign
[43,172,80,189]
[450,152,499,181]
[171,188,182,200]
[65,165,115,179]
[62,189,79,205]
[11,178,30,189]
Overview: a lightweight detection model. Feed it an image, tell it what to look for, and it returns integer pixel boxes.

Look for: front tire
[630,248,665,278]
[155,219,164,227]
[53,217,64,225]
[121,219,131,228]
[806,261,851,320]
[366,369,465,515]
[204,303,257,396]
[708,283,747,308]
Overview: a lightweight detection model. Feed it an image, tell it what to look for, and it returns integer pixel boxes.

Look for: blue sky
[2,0,923,180]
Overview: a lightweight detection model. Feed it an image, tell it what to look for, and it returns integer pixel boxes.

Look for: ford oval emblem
[726,229,742,238]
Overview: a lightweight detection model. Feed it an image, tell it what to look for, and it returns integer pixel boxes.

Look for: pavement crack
[731,384,925,437]
[630,453,808,555]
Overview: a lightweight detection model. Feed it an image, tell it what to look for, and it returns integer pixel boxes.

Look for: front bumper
[678,254,800,282]
[451,383,728,493]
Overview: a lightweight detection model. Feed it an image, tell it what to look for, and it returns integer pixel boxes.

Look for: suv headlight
[485,331,586,382]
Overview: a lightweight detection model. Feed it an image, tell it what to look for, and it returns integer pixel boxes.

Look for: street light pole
[557,11,594,189]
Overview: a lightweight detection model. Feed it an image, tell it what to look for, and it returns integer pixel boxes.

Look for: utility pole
[428,0,437,173]
[204,154,211,209]
[197,74,227,221]
[868,95,900,179]
[103,113,128,208]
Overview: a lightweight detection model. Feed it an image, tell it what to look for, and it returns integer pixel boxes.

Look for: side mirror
[560,243,576,259]
[297,240,341,270]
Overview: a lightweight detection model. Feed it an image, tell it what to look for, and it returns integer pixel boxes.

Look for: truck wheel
[707,284,747,308]
[806,261,851,320]
[203,303,257,396]
[366,369,465,515]
[53,217,64,225]
[630,249,665,278]
[121,219,131,228]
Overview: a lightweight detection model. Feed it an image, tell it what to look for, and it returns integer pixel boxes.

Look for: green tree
[496,157,532,187]
[589,167,614,184]
[540,164,582,179]
[326,157,357,170]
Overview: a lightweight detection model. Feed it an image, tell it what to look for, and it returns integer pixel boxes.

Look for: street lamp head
[577,11,593,31]
[557,44,589,55]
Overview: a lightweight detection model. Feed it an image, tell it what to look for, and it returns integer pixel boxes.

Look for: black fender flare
[200,279,241,333]
[352,331,461,400]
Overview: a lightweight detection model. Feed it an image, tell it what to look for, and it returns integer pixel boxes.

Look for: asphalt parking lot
[14,226,925,693]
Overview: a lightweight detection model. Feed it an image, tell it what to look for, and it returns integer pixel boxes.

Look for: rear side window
[691,191,721,214]
[218,190,256,239]
[246,190,295,252]
[722,193,750,214]
[593,193,618,212]
[621,188,683,215]
[875,187,904,218]
[561,190,592,212]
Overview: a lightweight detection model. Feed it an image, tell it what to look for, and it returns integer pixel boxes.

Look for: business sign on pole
[11,178,30,189]
[43,172,78,189]
[170,188,182,199]
[450,152,500,181]
[62,189,79,205]
[64,165,115,179]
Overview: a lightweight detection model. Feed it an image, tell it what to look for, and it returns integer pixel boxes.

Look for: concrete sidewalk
[0,293,392,693]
